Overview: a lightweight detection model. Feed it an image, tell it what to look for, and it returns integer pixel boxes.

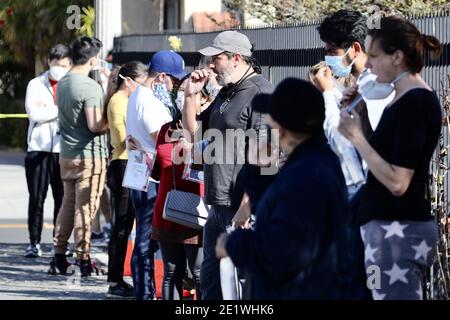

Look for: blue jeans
[130,186,159,300]
[200,205,236,300]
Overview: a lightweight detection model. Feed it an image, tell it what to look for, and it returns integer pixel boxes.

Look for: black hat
[268,78,325,135]
[250,93,271,113]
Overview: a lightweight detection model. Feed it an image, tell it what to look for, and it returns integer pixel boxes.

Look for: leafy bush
[224,0,450,24]
[0,96,27,150]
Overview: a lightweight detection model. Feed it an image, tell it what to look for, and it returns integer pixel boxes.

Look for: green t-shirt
[57,72,107,159]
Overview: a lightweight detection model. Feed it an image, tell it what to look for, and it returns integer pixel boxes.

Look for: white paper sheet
[122,150,155,192]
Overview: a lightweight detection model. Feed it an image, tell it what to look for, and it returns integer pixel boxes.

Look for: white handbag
[162,164,210,230]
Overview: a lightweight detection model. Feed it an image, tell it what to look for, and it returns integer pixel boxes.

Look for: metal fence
[114,11,450,297]
[113,12,450,197]
[115,15,450,189]
[113,10,450,194]
[113,12,450,84]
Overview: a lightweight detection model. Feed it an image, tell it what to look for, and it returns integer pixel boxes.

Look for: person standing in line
[126,50,186,300]
[24,44,72,258]
[104,61,148,299]
[339,16,442,300]
[51,36,108,277]
[182,31,274,300]
[216,79,356,299]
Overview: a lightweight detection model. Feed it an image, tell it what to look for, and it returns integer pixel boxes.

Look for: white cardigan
[25,71,60,153]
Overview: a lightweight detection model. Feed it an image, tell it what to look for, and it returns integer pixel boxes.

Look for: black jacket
[226,135,360,299]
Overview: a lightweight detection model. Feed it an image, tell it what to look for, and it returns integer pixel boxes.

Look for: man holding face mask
[317,10,394,130]
[24,44,72,258]
[182,31,273,300]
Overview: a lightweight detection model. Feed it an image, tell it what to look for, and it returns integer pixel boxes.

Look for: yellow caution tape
[0,114,28,119]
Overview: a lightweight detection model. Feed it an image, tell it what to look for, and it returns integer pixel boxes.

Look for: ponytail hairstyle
[421,33,443,61]
[367,16,442,73]
[102,61,148,123]
[243,43,262,74]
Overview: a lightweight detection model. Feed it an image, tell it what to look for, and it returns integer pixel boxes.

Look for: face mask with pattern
[153,80,178,118]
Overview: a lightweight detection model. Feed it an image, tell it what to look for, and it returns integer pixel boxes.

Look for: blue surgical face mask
[325,48,356,78]
[153,81,178,118]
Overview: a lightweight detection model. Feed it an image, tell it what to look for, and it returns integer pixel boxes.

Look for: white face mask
[205,80,221,99]
[331,77,345,93]
[49,66,68,81]
[175,91,185,111]
[360,71,409,100]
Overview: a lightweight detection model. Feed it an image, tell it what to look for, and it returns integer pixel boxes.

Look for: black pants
[159,242,203,300]
[25,151,63,245]
[107,159,135,283]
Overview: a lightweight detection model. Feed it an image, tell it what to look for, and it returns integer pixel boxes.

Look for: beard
[216,68,234,86]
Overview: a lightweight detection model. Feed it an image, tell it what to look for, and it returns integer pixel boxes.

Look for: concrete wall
[95,0,122,58]
[117,0,224,35]
[181,0,223,31]
[121,0,162,34]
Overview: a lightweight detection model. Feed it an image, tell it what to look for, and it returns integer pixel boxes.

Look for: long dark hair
[103,61,148,122]
[368,16,442,73]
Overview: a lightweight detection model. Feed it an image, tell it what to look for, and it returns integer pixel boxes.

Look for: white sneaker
[65,248,73,257]
[25,244,42,258]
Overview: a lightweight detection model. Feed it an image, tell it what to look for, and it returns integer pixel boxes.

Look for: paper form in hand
[122,150,155,192]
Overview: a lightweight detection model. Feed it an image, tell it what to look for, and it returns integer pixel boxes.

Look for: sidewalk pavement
[0,149,55,220]
[0,243,113,300]
[0,150,114,300]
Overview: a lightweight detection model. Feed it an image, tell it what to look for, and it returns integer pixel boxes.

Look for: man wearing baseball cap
[182,31,273,299]
[126,50,186,300]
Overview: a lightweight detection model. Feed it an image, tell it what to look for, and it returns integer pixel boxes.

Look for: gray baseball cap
[199,31,252,57]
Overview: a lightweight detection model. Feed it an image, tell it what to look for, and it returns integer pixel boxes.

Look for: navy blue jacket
[226,135,357,299]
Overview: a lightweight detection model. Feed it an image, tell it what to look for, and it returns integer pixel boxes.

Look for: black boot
[48,254,73,275]
[79,257,93,277]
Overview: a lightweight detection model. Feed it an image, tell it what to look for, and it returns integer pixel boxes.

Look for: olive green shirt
[57,72,107,159]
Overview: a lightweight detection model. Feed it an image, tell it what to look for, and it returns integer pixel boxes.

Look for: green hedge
[0,96,28,150]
